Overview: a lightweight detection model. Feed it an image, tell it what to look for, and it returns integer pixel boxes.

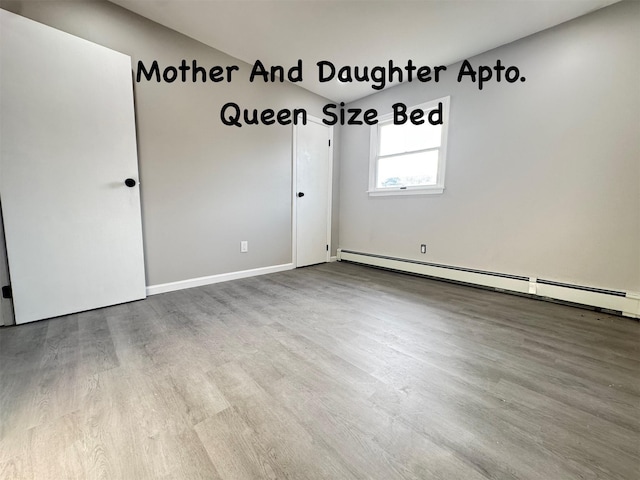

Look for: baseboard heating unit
[337,249,640,319]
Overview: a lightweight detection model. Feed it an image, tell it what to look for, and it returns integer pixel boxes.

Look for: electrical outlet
[240,241,248,253]
[420,244,427,254]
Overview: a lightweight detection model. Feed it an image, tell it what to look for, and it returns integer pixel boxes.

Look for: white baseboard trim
[337,249,640,319]
[146,263,294,296]
[330,256,338,262]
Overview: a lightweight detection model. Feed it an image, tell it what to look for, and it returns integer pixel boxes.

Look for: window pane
[379,121,441,156]
[377,150,439,188]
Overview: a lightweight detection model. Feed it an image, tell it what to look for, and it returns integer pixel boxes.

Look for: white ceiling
[108,0,621,102]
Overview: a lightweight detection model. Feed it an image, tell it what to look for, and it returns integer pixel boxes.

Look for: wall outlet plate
[420,244,427,254]
[241,241,248,253]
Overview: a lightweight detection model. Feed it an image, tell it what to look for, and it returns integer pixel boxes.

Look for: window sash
[377,119,442,157]
[375,149,441,189]
[377,145,440,160]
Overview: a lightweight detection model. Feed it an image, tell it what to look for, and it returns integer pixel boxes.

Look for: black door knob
[297,192,305,197]
[125,178,136,187]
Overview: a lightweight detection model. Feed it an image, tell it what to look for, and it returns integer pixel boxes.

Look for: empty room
[0,0,638,478]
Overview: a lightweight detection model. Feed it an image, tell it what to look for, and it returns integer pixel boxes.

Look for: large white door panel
[0,10,146,324]
[295,118,332,267]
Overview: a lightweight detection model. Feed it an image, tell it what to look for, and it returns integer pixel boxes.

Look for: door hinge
[328,139,331,147]
[2,285,12,299]
[326,244,329,252]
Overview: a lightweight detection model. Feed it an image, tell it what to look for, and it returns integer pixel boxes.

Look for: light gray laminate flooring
[0,262,638,479]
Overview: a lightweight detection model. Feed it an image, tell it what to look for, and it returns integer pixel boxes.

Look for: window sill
[368,187,444,197]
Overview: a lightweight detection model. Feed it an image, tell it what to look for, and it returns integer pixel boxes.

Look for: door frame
[292,115,334,267]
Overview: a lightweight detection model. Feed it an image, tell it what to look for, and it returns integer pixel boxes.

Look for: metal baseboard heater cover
[337,249,640,319]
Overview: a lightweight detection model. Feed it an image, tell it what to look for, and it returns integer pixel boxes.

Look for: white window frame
[368,96,450,196]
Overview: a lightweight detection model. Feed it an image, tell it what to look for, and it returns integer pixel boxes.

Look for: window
[369,96,449,196]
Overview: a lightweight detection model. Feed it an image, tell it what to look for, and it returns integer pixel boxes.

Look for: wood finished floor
[0,262,638,479]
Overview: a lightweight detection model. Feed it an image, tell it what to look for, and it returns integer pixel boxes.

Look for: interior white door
[0,206,13,326]
[0,10,146,324]
[295,117,332,267]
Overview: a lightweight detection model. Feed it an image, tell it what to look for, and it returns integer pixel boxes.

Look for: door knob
[124,178,136,187]
[297,192,305,197]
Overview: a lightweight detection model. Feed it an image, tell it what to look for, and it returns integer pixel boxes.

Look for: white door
[294,117,332,267]
[0,10,146,324]
[0,205,13,326]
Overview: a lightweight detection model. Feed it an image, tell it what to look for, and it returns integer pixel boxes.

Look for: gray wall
[339,0,639,292]
[0,0,336,286]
